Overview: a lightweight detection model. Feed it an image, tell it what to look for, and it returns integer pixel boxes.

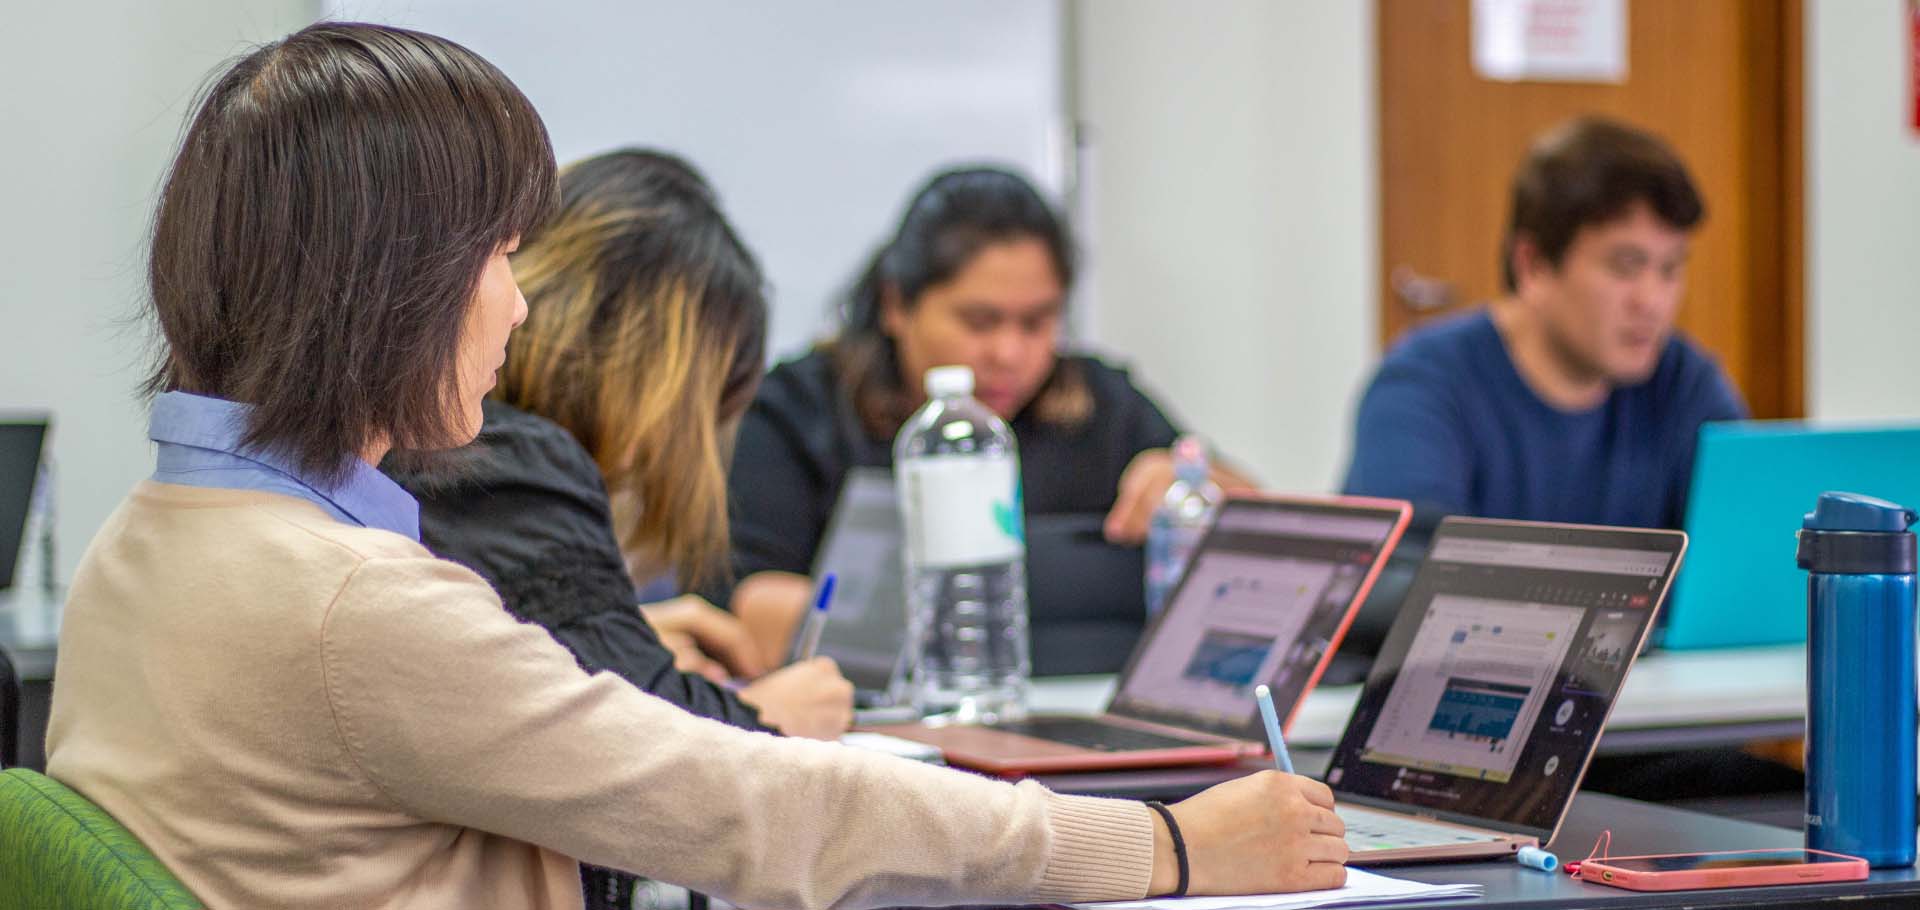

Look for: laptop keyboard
[993,717,1203,752]
[1337,805,1504,852]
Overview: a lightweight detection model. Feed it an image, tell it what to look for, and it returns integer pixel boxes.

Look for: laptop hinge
[1335,791,1552,842]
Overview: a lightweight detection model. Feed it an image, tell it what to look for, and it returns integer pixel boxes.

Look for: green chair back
[0,768,202,909]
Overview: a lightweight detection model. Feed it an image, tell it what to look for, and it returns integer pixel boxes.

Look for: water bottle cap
[1802,492,1918,533]
[924,365,974,399]
[1797,492,1918,575]
[1172,436,1210,482]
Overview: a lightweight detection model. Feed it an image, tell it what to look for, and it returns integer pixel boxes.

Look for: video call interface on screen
[1111,502,1399,737]
[1325,526,1679,831]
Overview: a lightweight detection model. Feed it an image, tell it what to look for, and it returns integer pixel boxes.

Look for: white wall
[0,1,319,581]
[8,3,1913,581]
[324,0,1070,365]
[1075,0,1920,491]
[1071,1,1375,491]
[1807,1,1920,421]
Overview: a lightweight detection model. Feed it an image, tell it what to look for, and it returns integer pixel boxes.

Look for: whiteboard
[321,0,1069,362]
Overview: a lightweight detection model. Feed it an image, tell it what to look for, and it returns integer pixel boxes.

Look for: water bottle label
[900,454,1023,567]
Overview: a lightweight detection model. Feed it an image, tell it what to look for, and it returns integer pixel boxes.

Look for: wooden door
[1378,0,1803,418]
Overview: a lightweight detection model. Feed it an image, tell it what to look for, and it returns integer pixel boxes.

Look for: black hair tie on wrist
[1144,801,1189,897]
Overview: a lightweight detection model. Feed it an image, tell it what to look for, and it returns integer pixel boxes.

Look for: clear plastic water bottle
[895,365,1029,724]
[1145,436,1221,616]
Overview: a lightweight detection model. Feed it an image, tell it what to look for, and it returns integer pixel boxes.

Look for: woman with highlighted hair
[382,148,857,908]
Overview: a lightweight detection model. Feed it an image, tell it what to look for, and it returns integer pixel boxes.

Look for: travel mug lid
[1802,492,1917,533]
[1798,492,1917,575]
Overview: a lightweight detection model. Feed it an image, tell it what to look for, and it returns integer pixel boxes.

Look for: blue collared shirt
[148,391,421,541]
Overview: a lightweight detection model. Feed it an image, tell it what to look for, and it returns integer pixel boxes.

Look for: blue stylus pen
[795,573,836,661]
[1254,684,1295,774]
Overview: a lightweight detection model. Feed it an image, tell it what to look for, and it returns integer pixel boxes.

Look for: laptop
[797,470,1164,706]
[0,416,49,590]
[1324,518,1687,863]
[795,469,911,707]
[873,494,1413,776]
[1661,421,1920,650]
[1023,512,1149,676]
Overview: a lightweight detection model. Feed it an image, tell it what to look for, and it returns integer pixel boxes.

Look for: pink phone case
[1577,849,1869,891]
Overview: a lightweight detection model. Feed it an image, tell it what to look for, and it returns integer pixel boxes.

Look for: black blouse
[719,351,1182,674]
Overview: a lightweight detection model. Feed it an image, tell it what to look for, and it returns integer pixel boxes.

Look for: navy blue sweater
[1342,310,1746,529]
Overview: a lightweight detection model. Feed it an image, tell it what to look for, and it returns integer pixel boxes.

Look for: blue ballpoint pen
[795,573,837,661]
[1254,684,1295,774]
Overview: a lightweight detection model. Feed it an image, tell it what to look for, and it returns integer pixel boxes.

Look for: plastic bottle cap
[1172,435,1210,483]
[924,365,975,398]
[1516,846,1559,872]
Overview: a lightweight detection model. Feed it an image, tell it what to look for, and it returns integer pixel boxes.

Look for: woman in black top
[723,167,1250,673]
[384,149,853,909]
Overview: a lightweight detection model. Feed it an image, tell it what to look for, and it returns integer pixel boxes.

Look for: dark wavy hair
[144,22,558,484]
[1501,116,1705,292]
[832,165,1088,437]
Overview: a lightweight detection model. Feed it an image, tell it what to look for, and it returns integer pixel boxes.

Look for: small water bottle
[895,365,1030,723]
[1798,491,1917,868]
[1144,436,1221,616]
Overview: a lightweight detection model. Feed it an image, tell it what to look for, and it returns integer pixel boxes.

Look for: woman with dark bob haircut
[46,22,1346,909]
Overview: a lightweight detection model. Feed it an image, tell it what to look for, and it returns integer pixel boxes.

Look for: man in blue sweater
[1343,117,1746,530]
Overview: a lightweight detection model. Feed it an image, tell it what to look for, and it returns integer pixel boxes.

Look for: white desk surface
[1029,644,1807,749]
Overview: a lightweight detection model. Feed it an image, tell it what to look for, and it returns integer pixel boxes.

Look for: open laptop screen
[802,469,907,695]
[1325,519,1685,838]
[0,419,48,590]
[1108,497,1408,741]
[1666,422,1920,649]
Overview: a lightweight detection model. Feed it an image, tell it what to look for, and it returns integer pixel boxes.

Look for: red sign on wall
[1912,0,1920,133]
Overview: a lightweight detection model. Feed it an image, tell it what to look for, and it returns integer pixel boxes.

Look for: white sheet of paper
[838,732,944,763]
[1471,0,1628,84]
[1071,867,1482,910]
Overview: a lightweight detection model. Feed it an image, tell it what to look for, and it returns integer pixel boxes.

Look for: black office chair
[0,647,18,769]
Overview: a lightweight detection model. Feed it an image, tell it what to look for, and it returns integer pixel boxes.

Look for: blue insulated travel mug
[1799,492,1918,868]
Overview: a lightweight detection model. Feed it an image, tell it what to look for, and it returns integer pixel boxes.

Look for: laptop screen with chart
[1324,519,1685,857]
[1108,499,1412,737]
[872,494,1411,775]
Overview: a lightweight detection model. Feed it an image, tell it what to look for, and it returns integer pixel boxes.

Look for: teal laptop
[1662,422,1920,650]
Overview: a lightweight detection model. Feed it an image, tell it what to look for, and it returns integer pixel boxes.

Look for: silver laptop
[793,469,911,708]
[1323,518,1687,863]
